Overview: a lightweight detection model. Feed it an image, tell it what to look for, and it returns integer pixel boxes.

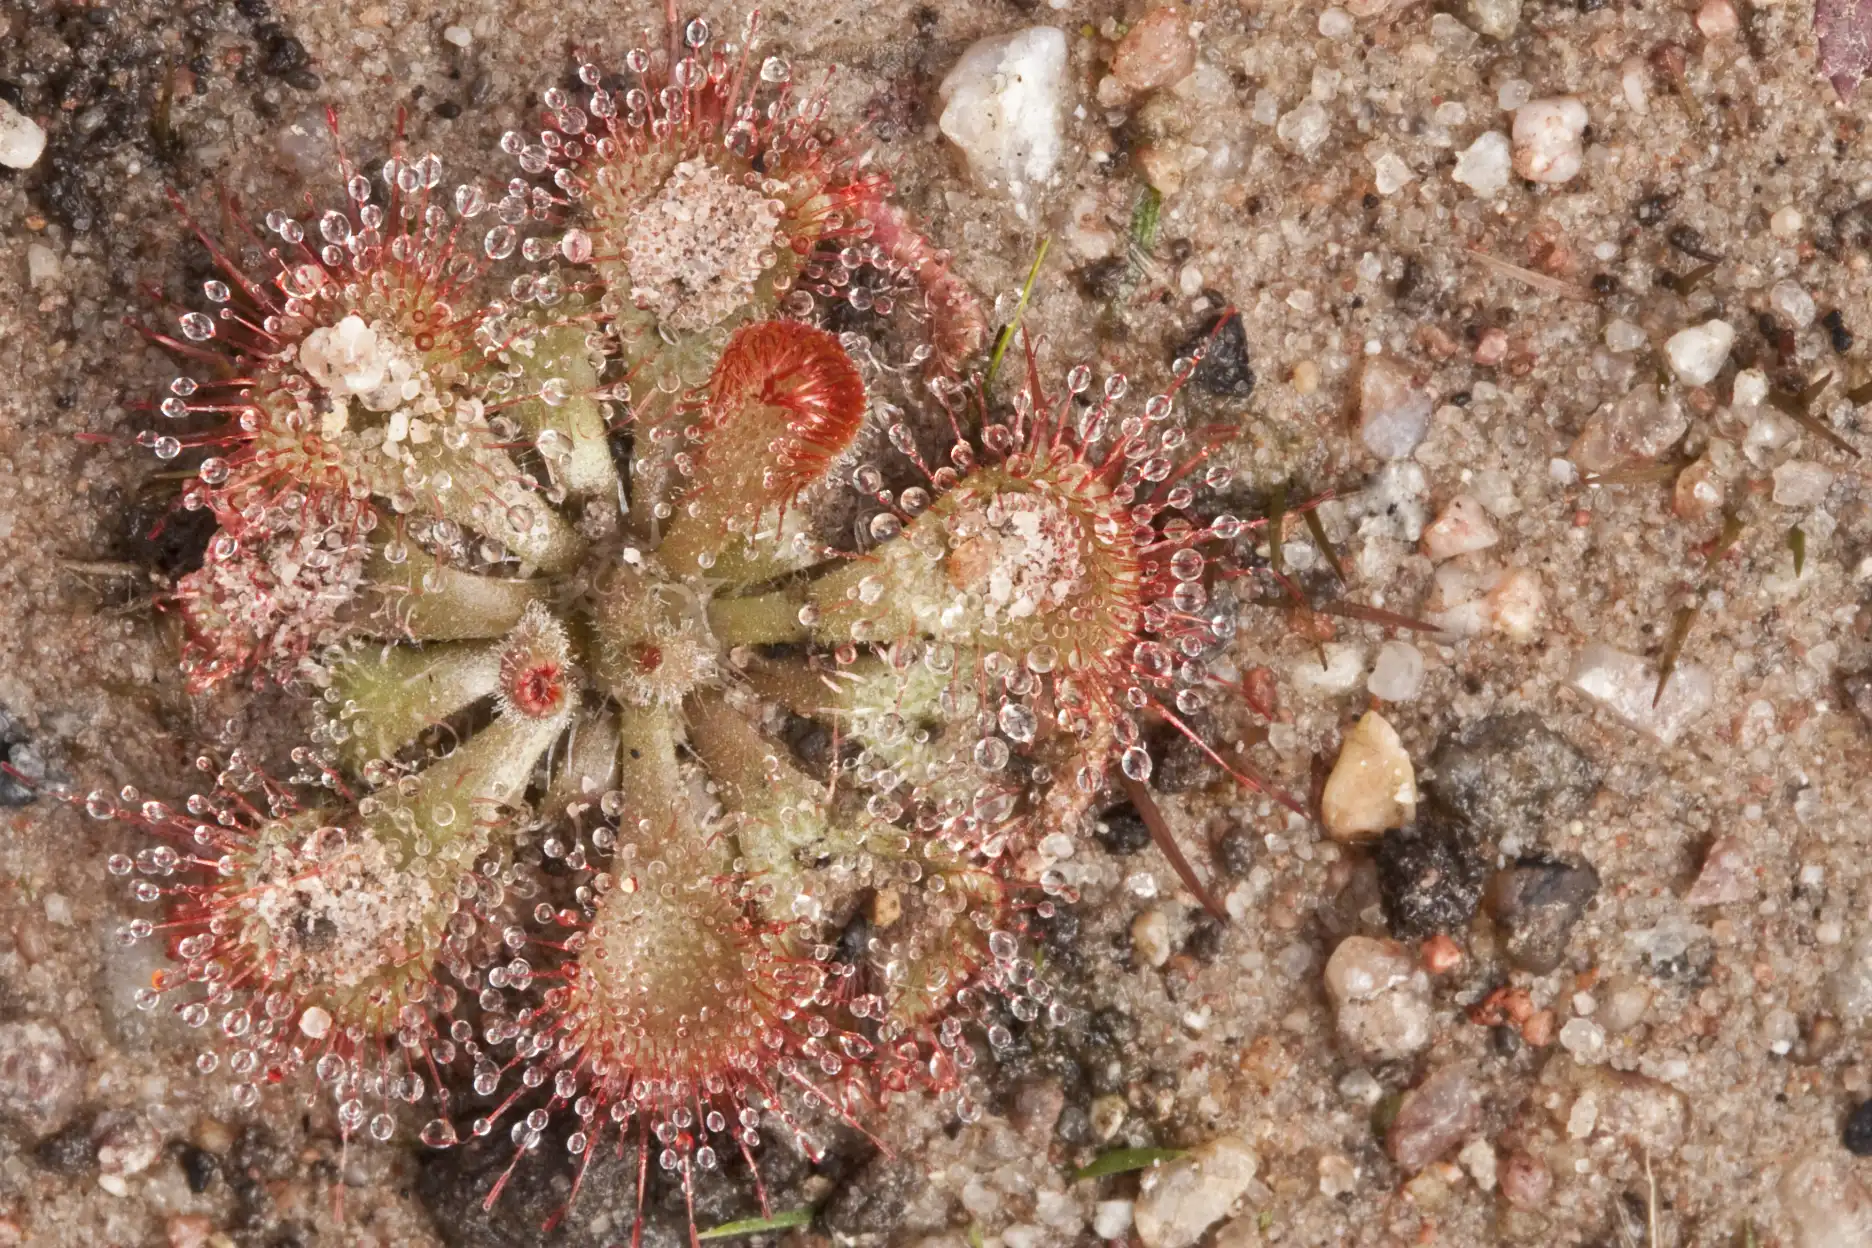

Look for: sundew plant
[87,6,1360,1243]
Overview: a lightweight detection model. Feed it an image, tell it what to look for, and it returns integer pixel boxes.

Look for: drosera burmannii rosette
[94,6,1397,1241]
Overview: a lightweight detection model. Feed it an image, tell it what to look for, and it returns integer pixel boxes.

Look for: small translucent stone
[1421,495,1500,561]
[1465,0,1522,39]
[1511,97,1587,184]
[1130,907,1174,969]
[937,28,1069,199]
[1452,131,1511,197]
[1358,358,1433,460]
[1603,319,1647,352]
[1275,101,1332,160]
[1559,1017,1607,1061]
[1110,5,1198,93]
[1569,385,1688,472]
[1325,936,1432,1061]
[26,243,59,288]
[1092,1200,1134,1240]
[1664,319,1736,386]
[1770,280,1817,327]
[1567,642,1712,745]
[1290,642,1366,696]
[1387,1066,1483,1172]
[1683,836,1755,906]
[1695,0,1739,37]
[1371,150,1414,195]
[1133,1137,1259,1248]
[1773,460,1835,507]
[1319,1153,1359,1197]
[1368,641,1425,702]
[0,98,46,170]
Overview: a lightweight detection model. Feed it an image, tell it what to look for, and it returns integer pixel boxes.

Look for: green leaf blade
[697,1208,814,1240]
[1072,1146,1187,1181]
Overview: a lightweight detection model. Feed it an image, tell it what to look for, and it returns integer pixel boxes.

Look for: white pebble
[1732,368,1770,409]
[1511,97,1588,185]
[1621,57,1651,115]
[26,243,60,288]
[1421,494,1500,560]
[0,99,46,170]
[1497,78,1534,110]
[1291,642,1366,696]
[1458,1138,1498,1191]
[938,28,1070,198]
[1319,6,1355,36]
[1325,937,1433,1060]
[1770,206,1804,238]
[1695,0,1739,37]
[1368,641,1425,702]
[1135,1137,1259,1248]
[442,24,473,47]
[1359,358,1433,459]
[1465,0,1524,39]
[1568,642,1712,745]
[1486,568,1544,641]
[1452,131,1512,197]
[1431,12,1481,48]
[1603,319,1647,352]
[1131,908,1175,969]
[1276,101,1332,160]
[1472,467,1521,517]
[1319,1153,1360,1196]
[1093,1200,1135,1240]
[1372,150,1415,195]
[1664,319,1735,386]
[1773,460,1835,508]
[42,893,72,926]
[1771,280,1816,328]
[1559,1017,1607,1062]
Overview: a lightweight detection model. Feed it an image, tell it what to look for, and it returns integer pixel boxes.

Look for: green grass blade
[1072,1146,1186,1181]
[697,1208,814,1240]
[984,237,1051,392]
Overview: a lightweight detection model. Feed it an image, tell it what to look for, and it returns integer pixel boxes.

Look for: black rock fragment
[1094,803,1152,856]
[1175,306,1255,400]
[1373,811,1485,941]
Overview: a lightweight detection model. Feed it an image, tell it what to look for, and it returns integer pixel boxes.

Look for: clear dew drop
[1120,745,1153,781]
[997,703,1036,744]
[484,225,517,260]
